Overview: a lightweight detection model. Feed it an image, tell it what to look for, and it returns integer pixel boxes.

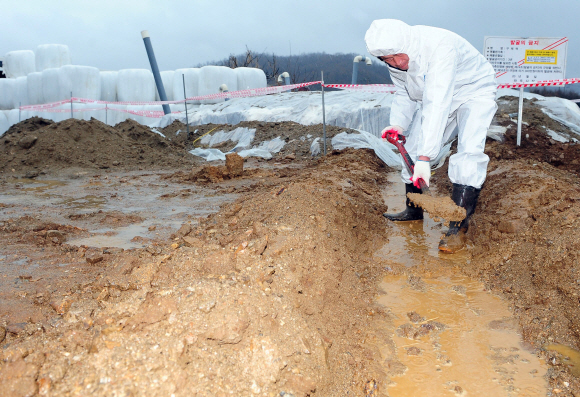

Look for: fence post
[19,102,21,122]
[105,103,108,125]
[321,71,327,156]
[70,92,73,119]
[182,74,190,139]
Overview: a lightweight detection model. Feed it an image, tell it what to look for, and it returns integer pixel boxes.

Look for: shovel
[384,130,430,194]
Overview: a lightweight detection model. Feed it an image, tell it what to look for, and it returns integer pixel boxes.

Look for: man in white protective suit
[365,19,498,253]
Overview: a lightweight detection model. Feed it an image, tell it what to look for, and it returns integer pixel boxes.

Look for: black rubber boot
[383,183,424,222]
[438,184,481,253]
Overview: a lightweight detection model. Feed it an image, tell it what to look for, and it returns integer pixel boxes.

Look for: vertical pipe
[141,30,170,115]
[322,71,327,156]
[352,61,359,85]
[105,104,108,125]
[517,86,524,146]
[284,76,290,86]
[182,74,190,139]
[70,91,73,119]
[19,102,21,122]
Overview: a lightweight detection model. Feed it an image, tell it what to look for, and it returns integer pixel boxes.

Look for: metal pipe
[70,91,73,119]
[351,55,372,85]
[517,86,524,146]
[141,30,170,115]
[277,72,290,86]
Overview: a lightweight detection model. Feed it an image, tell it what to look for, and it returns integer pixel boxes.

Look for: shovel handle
[385,130,430,194]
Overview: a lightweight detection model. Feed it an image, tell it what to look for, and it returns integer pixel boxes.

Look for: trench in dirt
[375,173,548,396]
[0,150,576,396]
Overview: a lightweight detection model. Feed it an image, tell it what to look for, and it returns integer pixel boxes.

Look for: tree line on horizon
[196,48,394,89]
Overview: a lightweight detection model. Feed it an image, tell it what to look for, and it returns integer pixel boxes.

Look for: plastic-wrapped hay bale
[35,44,72,71]
[27,72,44,105]
[198,66,238,104]
[4,50,36,78]
[155,70,174,101]
[58,65,101,101]
[117,69,155,102]
[173,68,199,107]
[0,78,15,109]
[8,109,20,127]
[0,112,9,136]
[14,76,28,107]
[42,68,63,103]
[235,67,267,90]
[100,71,118,102]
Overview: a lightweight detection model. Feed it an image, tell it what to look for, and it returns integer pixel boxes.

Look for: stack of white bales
[198,66,237,104]
[3,50,35,78]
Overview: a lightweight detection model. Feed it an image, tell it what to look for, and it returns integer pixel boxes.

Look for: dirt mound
[0,118,199,175]
[3,116,54,136]
[0,149,397,396]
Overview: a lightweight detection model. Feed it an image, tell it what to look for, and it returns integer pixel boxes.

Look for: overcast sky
[2,0,579,82]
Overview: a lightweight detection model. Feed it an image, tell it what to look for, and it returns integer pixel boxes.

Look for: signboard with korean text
[483,37,568,84]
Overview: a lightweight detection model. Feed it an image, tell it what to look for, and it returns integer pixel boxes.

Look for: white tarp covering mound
[42,68,62,103]
[199,127,256,149]
[190,135,282,161]
[173,68,199,107]
[235,67,267,90]
[35,44,72,72]
[198,66,237,104]
[100,71,118,102]
[26,72,44,105]
[156,70,174,101]
[117,69,155,102]
[0,111,9,136]
[14,76,28,107]
[58,65,101,100]
[0,79,16,110]
[4,50,35,78]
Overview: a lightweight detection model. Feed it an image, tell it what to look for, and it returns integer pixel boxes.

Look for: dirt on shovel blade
[407,192,466,221]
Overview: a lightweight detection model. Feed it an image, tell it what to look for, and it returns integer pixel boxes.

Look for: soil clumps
[0,118,199,175]
[407,192,466,221]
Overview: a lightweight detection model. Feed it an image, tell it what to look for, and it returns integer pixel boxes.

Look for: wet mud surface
[1,99,580,396]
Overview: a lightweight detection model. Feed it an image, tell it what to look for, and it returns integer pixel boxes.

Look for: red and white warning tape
[322,83,397,92]
[17,78,580,118]
[498,78,580,89]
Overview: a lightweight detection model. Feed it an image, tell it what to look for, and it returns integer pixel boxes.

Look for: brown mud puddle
[378,173,548,396]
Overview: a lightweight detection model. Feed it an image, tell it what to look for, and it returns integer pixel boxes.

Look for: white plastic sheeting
[189,135,284,161]
[35,44,72,71]
[155,71,174,101]
[42,68,62,103]
[27,72,44,105]
[14,76,28,107]
[0,79,16,109]
[117,69,155,102]
[310,137,321,156]
[0,111,9,136]
[200,127,256,148]
[3,50,35,78]
[198,66,237,104]
[173,68,199,107]
[189,148,227,161]
[253,136,285,153]
[151,91,394,134]
[58,65,101,100]
[235,67,267,90]
[100,71,118,102]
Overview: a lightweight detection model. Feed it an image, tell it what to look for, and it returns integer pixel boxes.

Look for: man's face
[379,54,409,71]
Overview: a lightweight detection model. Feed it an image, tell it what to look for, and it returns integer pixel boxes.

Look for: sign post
[484,36,568,146]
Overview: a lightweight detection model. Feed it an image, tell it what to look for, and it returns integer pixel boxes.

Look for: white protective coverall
[365,19,497,188]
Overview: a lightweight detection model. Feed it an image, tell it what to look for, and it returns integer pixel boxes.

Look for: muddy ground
[0,98,580,396]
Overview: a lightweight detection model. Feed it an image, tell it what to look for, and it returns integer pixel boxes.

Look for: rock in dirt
[46,230,66,244]
[85,248,104,265]
[407,193,466,221]
[6,323,27,335]
[225,152,244,177]
[50,298,72,315]
[18,135,38,149]
[0,326,5,343]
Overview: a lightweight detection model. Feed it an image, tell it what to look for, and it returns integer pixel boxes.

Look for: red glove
[380,125,403,141]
